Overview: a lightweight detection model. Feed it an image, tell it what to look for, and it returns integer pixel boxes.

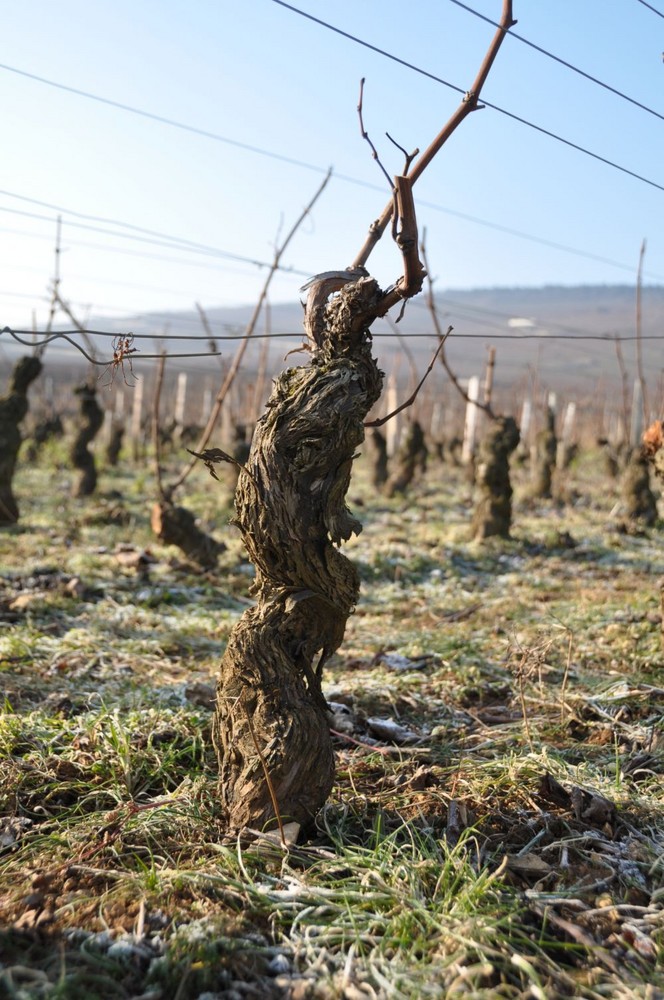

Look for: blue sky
[2,0,663,329]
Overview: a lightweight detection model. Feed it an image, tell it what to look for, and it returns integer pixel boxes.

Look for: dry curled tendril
[100,334,139,386]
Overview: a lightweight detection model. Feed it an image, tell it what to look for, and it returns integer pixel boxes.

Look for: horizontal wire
[0,187,304,266]
[0,203,311,277]
[412,203,664,282]
[448,0,664,122]
[270,0,664,194]
[0,61,336,177]
[0,224,286,276]
[0,60,662,281]
[0,288,635,341]
[635,0,664,17]
[4,325,663,345]
[2,326,296,342]
[4,189,661,285]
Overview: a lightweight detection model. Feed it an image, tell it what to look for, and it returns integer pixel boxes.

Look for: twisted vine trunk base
[212,278,385,831]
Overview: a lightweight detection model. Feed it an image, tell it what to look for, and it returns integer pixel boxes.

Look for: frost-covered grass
[1,447,663,998]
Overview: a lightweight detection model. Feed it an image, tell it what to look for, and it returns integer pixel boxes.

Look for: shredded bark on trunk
[0,356,43,524]
[212,277,385,831]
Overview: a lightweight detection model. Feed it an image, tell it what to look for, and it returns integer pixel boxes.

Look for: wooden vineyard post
[557,401,577,470]
[174,372,188,436]
[630,379,644,448]
[461,376,481,466]
[385,373,400,458]
[519,395,532,460]
[130,377,144,461]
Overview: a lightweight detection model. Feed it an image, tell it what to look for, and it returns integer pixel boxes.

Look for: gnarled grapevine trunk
[471,416,519,540]
[207,0,513,833]
[0,356,43,524]
[531,407,557,499]
[212,278,384,831]
[368,428,389,489]
[151,500,226,569]
[106,420,125,467]
[384,419,428,497]
[71,383,104,497]
[621,446,658,525]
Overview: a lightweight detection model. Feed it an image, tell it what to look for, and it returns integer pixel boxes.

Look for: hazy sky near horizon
[2,0,663,331]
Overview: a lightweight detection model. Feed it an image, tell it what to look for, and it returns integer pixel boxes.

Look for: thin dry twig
[357,77,394,193]
[356,84,425,317]
[421,237,496,419]
[195,301,224,362]
[385,131,419,174]
[52,289,99,364]
[385,315,419,395]
[39,216,62,359]
[164,169,332,500]
[365,334,448,428]
[635,238,650,427]
[151,352,167,502]
[250,299,272,426]
[186,447,257,490]
[613,334,631,443]
[560,630,575,724]
[352,0,516,271]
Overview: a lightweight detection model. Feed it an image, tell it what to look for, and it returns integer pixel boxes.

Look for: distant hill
[4,284,663,404]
